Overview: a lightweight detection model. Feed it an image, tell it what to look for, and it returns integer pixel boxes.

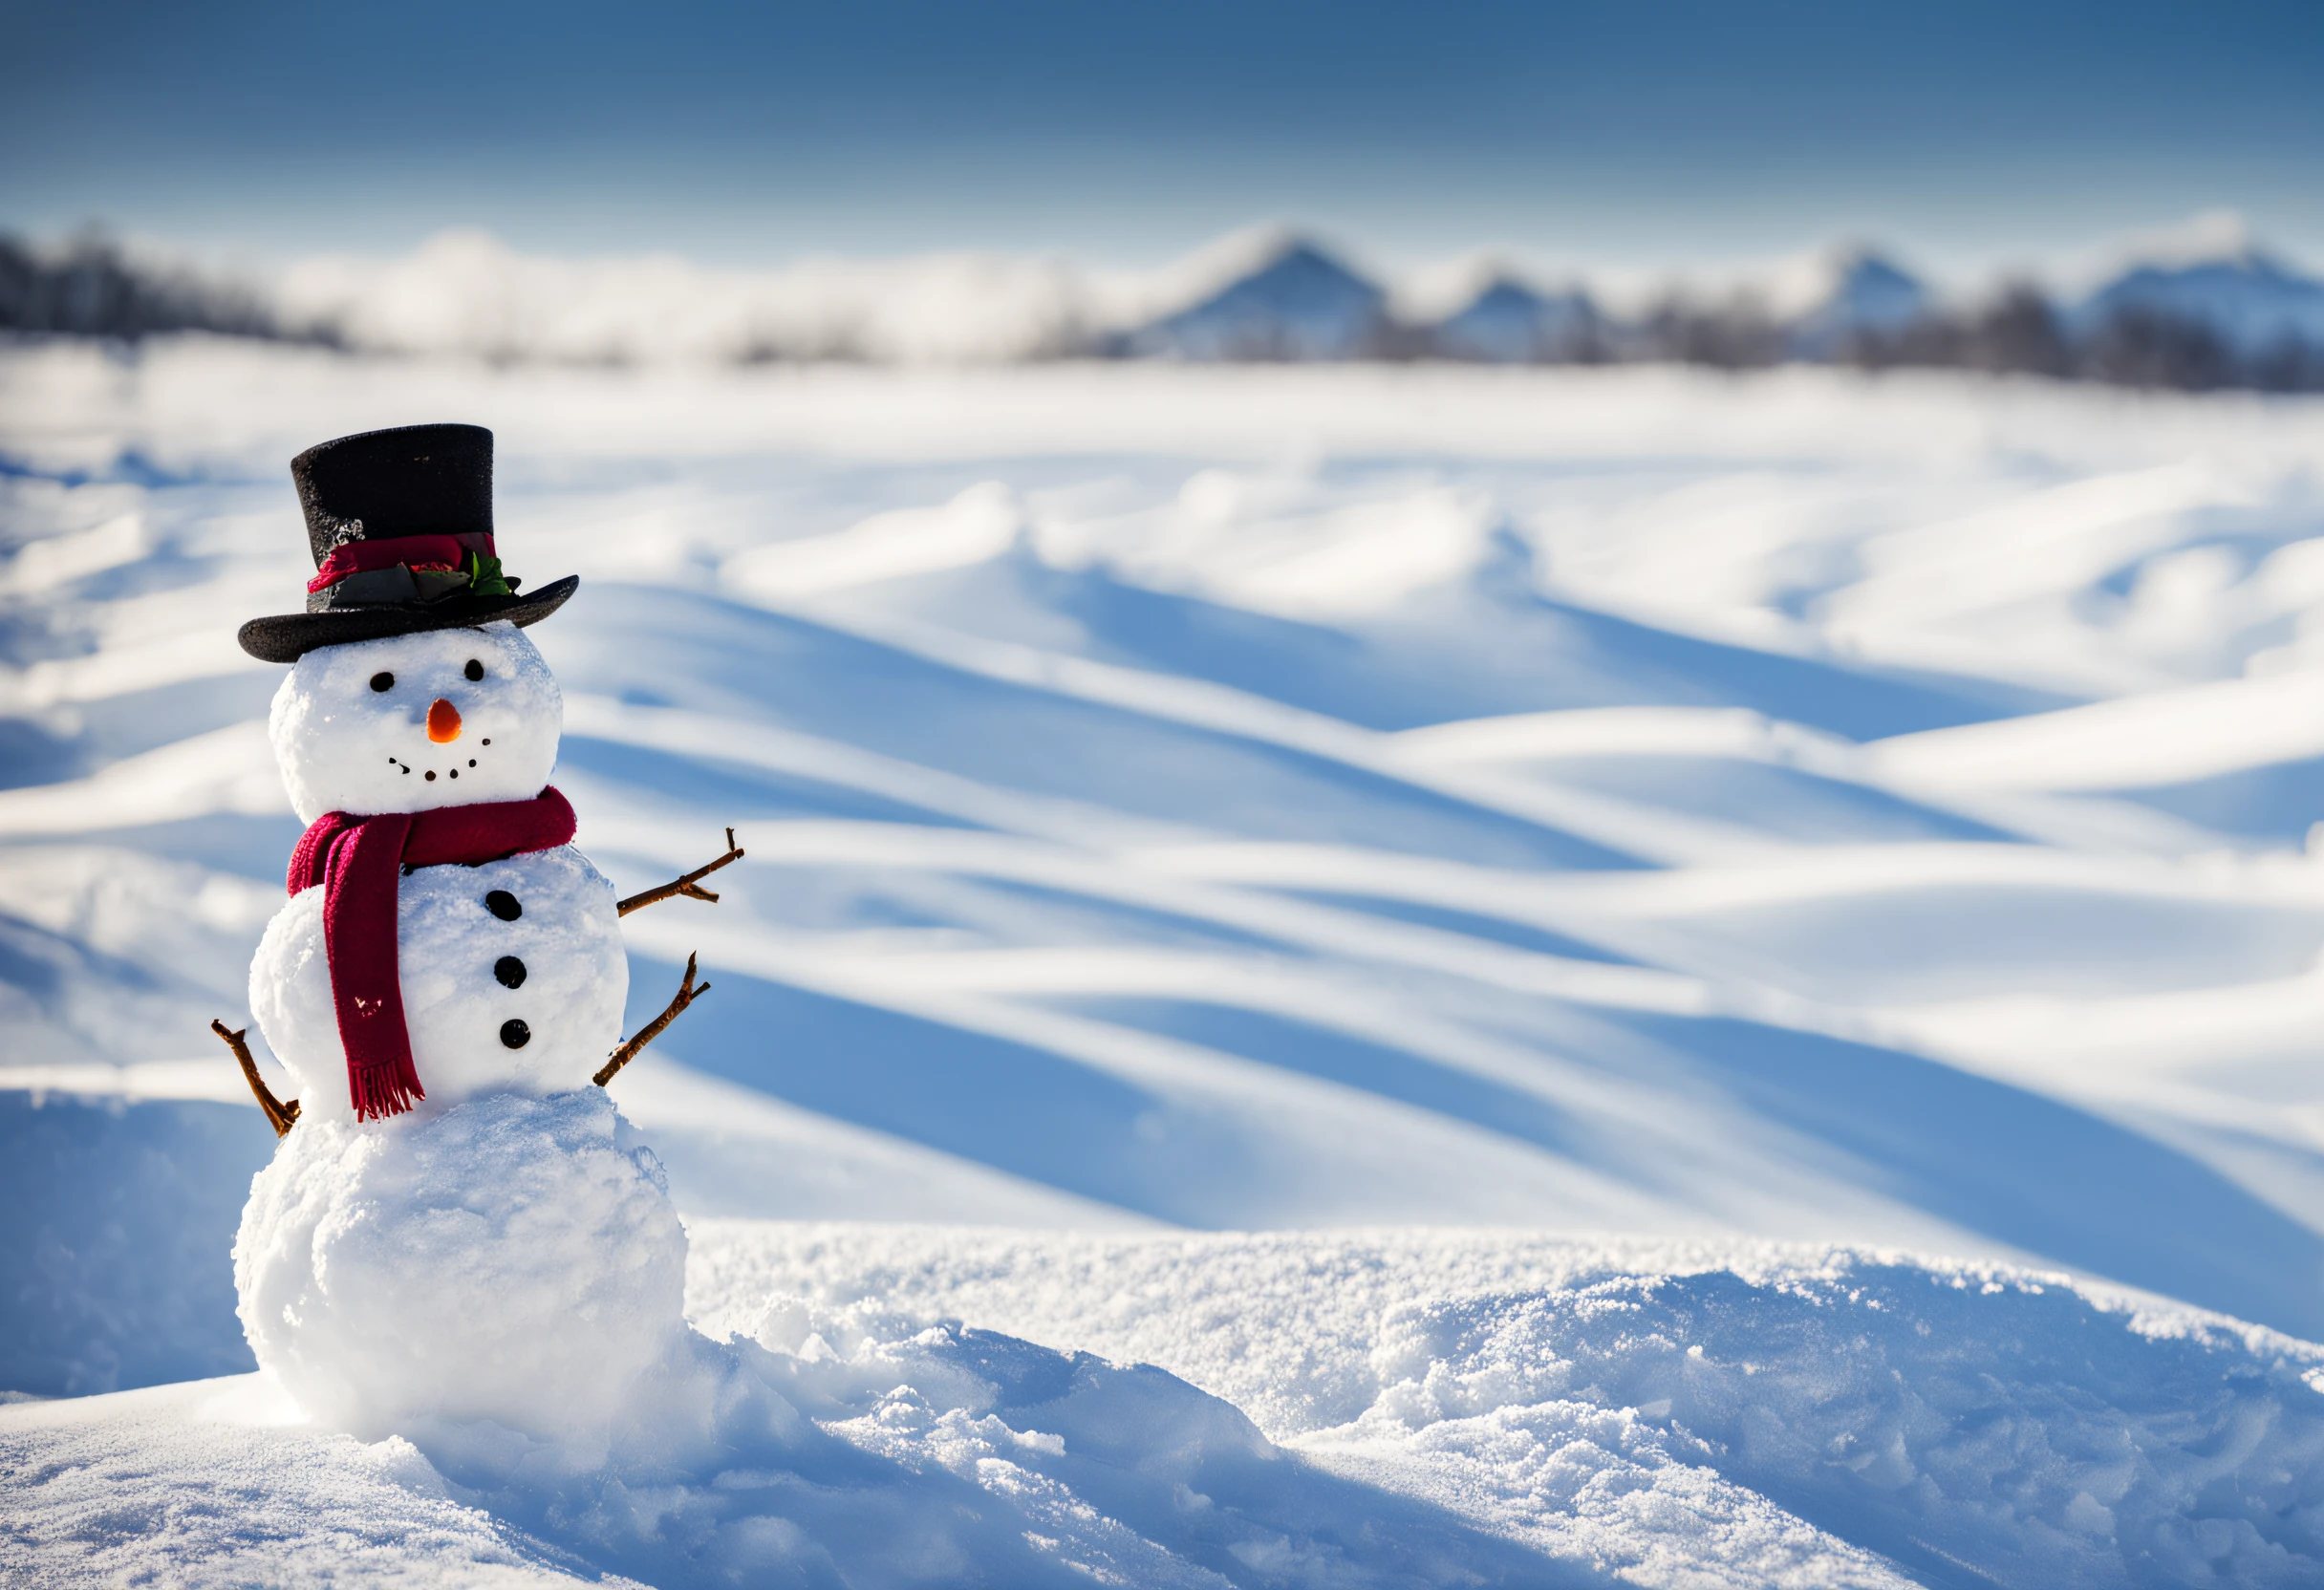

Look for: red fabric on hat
[287,786,576,1121]
[307,533,490,594]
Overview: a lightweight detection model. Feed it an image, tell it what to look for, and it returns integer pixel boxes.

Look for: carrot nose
[427,698,463,743]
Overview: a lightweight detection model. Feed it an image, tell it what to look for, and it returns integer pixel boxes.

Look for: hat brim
[238,574,579,664]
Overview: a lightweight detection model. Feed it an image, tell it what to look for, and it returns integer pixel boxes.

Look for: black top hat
[236,423,578,663]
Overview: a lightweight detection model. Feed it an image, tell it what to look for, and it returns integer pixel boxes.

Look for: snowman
[214,424,740,1450]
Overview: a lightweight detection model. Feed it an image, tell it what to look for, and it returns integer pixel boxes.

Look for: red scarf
[288,787,577,1121]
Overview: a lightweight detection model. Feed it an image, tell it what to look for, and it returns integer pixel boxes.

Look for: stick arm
[212,1019,301,1139]
[594,952,711,1087]
[617,829,744,917]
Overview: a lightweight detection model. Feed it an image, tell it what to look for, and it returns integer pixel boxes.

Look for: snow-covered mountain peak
[1433,274,1600,362]
[1122,237,1392,361]
[1784,247,1931,357]
[2077,247,2324,356]
[1822,248,1927,320]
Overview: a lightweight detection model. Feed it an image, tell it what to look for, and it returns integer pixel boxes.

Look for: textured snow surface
[11,1226,2324,1587]
[0,1375,625,1588]
[684,1227,2324,1588]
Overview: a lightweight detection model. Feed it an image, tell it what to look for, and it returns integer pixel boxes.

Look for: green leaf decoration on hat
[466,549,512,598]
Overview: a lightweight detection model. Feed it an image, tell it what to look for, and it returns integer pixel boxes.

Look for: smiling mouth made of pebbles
[388,701,494,782]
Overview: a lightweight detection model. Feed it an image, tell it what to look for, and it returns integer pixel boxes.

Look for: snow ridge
[11,1230,2324,1587]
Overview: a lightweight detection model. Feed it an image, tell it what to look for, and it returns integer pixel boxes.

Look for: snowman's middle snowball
[251,844,628,1123]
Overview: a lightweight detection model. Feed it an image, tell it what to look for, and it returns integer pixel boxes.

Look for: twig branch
[594,952,711,1087]
[617,828,744,917]
[212,1019,300,1139]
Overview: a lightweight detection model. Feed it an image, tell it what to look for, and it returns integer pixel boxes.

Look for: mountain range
[1127,239,2324,391]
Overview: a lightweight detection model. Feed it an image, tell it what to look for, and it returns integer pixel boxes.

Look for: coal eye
[370,672,395,693]
[464,658,484,682]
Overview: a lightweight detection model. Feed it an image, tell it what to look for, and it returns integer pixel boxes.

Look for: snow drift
[12,1228,2324,1586]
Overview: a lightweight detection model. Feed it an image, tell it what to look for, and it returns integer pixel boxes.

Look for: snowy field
[8,339,2324,1584]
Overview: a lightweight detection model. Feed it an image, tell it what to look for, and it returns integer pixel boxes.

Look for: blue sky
[6,0,2321,271]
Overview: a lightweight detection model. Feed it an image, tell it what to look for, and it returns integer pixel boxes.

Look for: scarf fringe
[351,1059,426,1123]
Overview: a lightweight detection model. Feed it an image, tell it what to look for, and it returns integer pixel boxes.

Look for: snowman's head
[269,621,561,823]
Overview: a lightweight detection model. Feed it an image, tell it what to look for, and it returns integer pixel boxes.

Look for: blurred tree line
[0,231,287,341]
[1825,286,2324,394]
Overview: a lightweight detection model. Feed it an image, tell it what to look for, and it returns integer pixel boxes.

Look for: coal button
[484,890,521,921]
[494,956,527,989]
[500,1019,530,1049]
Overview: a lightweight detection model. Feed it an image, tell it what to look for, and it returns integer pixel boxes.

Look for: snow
[11,342,2324,1582]
[684,1226,2324,1588]
[0,1091,275,1397]
[0,1374,617,1588]
[11,1227,2324,1586]
[234,1090,685,1449]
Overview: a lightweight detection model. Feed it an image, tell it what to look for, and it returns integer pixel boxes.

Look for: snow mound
[0,1377,617,1588]
[689,1226,2324,1588]
[226,1094,1581,1585]
[20,1224,2324,1586]
[1329,1264,2324,1587]
[226,1097,1593,1588]
[486,1314,1564,1590]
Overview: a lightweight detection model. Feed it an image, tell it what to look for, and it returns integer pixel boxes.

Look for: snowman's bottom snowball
[234,1089,686,1449]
